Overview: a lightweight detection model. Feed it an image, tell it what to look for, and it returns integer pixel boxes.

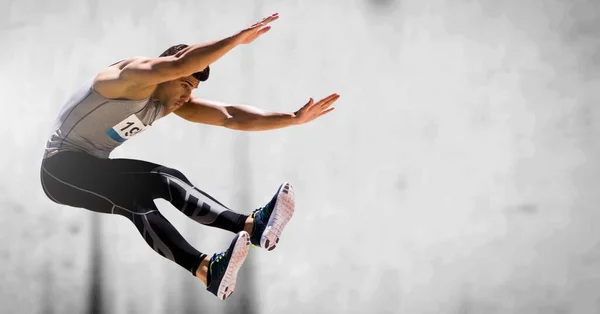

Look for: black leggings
[40,151,248,276]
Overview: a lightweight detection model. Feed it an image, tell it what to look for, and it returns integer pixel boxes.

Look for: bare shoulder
[92,57,155,100]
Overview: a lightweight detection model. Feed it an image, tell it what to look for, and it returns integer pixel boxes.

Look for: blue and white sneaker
[206,231,251,300]
[250,182,295,251]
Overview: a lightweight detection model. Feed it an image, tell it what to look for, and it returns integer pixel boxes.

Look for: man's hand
[233,13,280,45]
[293,93,340,125]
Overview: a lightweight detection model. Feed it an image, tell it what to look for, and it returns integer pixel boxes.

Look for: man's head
[152,44,210,110]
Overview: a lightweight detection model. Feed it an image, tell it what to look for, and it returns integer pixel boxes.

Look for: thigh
[41,151,166,213]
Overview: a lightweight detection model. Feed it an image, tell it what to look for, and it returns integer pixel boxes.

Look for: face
[154,76,200,111]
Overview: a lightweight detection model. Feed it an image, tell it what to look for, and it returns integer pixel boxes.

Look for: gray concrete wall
[1,0,600,313]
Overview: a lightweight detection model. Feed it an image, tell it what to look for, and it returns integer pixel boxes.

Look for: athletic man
[39,13,339,301]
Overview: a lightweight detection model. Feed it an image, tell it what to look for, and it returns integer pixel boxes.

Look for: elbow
[223,117,244,130]
[223,116,259,131]
[175,52,211,78]
[167,57,191,78]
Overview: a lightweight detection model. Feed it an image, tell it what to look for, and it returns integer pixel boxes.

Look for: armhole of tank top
[89,66,150,104]
[90,59,124,95]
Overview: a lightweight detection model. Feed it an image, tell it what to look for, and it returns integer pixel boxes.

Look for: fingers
[319,107,335,117]
[295,94,338,123]
[262,13,279,23]
[250,13,279,28]
[322,93,340,107]
[242,13,278,43]
[311,93,340,110]
[304,97,314,109]
[257,26,272,36]
[316,94,338,119]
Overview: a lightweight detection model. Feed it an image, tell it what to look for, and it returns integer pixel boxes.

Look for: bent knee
[155,166,191,184]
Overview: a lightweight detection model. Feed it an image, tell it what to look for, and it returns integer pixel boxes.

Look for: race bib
[106,114,147,143]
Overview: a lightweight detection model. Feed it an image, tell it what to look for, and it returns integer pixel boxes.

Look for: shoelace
[207,251,227,285]
[249,206,267,248]
[211,251,227,270]
[251,207,263,219]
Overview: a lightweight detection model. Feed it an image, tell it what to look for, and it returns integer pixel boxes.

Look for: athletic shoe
[206,231,251,300]
[250,182,295,251]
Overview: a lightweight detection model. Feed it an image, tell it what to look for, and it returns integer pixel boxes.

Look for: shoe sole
[217,231,251,300]
[260,182,295,251]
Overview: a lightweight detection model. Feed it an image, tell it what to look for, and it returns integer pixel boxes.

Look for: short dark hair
[159,44,210,82]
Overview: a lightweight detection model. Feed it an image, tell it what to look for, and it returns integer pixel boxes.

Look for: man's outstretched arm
[174,94,339,131]
[95,13,280,96]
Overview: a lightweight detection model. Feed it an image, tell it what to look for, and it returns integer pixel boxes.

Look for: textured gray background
[1,0,600,313]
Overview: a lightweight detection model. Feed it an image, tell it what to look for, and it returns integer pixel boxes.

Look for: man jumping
[39,13,339,301]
